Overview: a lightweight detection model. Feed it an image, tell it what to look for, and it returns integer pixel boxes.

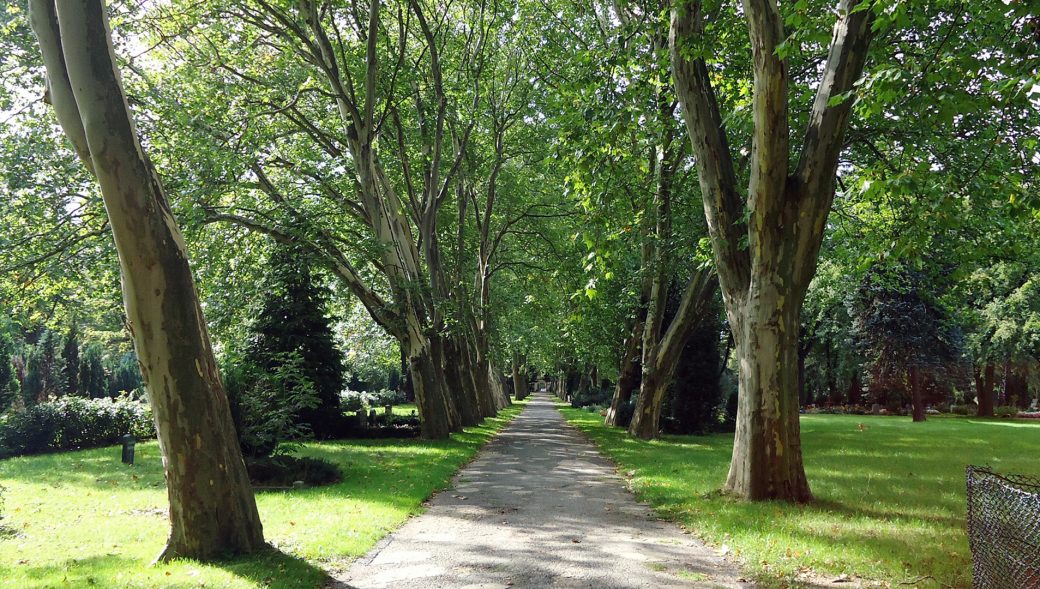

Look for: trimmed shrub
[951,404,977,416]
[0,396,154,458]
[245,455,342,488]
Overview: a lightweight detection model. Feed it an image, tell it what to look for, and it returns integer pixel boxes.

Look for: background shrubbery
[0,396,154,458]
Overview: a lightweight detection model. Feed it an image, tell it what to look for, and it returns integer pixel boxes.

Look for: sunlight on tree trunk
[28,0,264,559]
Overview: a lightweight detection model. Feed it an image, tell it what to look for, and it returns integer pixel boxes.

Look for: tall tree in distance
[248,244,346,438]
[670,0,876,501]
[28,0,264,561]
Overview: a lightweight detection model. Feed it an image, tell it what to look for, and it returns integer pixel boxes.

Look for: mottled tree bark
[29,0,264,560]
[671,0,874,501]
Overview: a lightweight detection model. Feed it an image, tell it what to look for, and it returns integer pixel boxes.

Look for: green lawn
[390,403,418,417]
[560,406,1040,588]
[0,401,525,589]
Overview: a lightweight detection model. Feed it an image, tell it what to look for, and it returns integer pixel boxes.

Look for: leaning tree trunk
[403,330,458,439]
[606,320,643,426]
[29,0,264,560]
[629,270,717,440]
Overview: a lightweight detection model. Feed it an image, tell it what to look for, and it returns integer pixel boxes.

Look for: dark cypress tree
[78,342,107,398]
[248,244,345,438]
[0,332,18,412]
[62,324,81,397]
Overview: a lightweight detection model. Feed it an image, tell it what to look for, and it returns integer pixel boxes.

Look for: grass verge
[559,405,1040,588]
[0,400,526,589]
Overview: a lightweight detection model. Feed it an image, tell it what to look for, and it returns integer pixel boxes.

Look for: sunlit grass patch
[560,407,1040,588]
[0,400,525,589]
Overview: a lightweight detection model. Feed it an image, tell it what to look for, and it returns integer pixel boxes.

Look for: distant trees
[852,267,966,421]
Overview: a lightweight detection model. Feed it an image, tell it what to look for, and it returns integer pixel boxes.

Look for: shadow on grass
[561,407,1040,588]
[217,546,353,589]
[0,402,526,589]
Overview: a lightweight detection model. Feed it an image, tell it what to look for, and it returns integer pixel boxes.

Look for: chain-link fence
[965,465,1040,588]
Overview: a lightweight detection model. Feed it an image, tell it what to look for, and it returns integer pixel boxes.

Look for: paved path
[338,392,749,589]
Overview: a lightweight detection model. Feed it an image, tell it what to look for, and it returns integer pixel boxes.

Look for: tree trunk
[629,367,668,439]
[404,334,457,439]
[29,0,264,560]
[606,318,643,426]
[512,351,527,401]
[671,0,873,503]
[442,337,481,427]
[725,298,812,502]
[976,363,995,417]
[909,366,926,422]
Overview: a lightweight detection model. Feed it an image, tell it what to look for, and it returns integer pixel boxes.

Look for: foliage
[0,396,154,458]
[106,350,143,398]
[993,406,1020,418]
[340,388,408,413]
[60,324,79,397]
[563,408,1040,588]
[852,265,968,407]
[0,333,17,413]
[229,351,321,459]
[338,304,402,393]
[77,342,106,398]
[248,244,345,438]
[0,403,524,589]
[664,294,725,435]
[951,404,978,416]
[569,387,611,409]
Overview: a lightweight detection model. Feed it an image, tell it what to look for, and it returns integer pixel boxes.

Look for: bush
[339,389,367,413]
[0,396,154,458]
[245,455,342,488]
[951,404,977,416]
[994,406,1019,417]
[368,388,407,407]
[570,386,611,408]
[228,351,321,458]
[339,388,406,413]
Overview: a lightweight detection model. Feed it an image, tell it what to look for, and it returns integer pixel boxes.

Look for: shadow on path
[337,393,750,588]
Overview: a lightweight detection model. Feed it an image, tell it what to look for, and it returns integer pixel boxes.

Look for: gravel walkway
[337,392,750,588]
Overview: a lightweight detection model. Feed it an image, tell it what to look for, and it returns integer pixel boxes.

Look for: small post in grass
[120,434,136,465]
